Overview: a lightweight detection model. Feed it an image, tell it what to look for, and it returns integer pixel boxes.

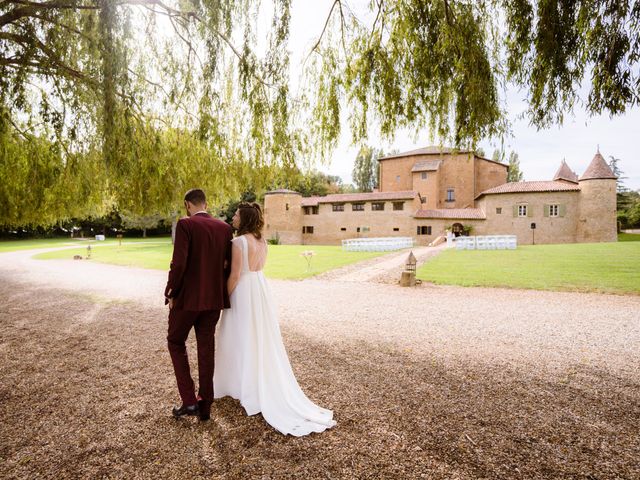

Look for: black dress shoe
[172,404,199,418]
[198,399,212,421]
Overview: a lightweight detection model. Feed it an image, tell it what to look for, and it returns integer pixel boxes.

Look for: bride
[213,202,336,436]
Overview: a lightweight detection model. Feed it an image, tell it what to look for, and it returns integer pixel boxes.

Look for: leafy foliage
[352,145,382,192]
[2,0,639,228]
[507,152,524,183]
[307,0,640,147]
[607,156,640,229]
[492,148,523,182]
[0,0,296,227]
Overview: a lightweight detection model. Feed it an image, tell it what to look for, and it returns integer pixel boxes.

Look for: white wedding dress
[213,235,336,436]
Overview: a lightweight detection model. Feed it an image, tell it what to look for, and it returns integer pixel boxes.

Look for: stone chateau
[263,146,617,245]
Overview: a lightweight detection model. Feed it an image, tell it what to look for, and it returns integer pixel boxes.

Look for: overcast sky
[286,1,640,190]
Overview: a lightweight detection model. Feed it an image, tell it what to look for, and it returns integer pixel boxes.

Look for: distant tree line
[609,157,640,230]
[0,164,354,239]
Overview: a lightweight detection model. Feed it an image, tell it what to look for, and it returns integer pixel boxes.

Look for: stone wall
[299,197,423,245]
[379,156,417,193]
[476,191,580,244]
[411,170,439,208]
[263,193,303,244]
[576,179,618,243]
[262,153,616,246]
[435,153,476,208]
[475,158,509,202]
[380,153,508,210]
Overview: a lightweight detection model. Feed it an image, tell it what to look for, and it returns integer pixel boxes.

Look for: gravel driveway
[1,248,638,479]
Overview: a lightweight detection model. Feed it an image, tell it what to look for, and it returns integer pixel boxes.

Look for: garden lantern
[405,251,417,274]
[400,251,417,287]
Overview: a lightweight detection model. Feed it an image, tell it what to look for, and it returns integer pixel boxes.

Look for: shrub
[267,232,281,245]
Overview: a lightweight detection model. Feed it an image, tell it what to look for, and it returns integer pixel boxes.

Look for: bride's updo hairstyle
[236,202,264,239]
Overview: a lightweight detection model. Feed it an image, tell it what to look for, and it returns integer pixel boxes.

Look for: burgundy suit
[165,212,232,407]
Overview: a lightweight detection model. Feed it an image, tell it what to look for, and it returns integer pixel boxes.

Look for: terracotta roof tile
[265,189,301,195]
[300,196,321,206]
[411,160,442,172]
[300,190,417,206]
[379,146,472,160]
[414,208,486,220]
[553,160,579,183]
[476,181,580,198]
[580,152,617,180]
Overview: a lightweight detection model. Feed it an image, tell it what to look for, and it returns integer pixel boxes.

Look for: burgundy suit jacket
[164,213,233,311]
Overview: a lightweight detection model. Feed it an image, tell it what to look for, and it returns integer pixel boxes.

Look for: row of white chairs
[342,237,415,252]
[455,235,517,250]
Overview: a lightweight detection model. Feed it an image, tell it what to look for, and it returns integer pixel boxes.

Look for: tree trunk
[142,228,147,238]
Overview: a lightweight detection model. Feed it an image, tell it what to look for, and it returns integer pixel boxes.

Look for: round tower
[576,151,617,243]
[263,189,303,244]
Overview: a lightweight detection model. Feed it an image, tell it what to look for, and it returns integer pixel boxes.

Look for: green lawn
[417,241,640,295]
[0,238,81,253]
[0,237,169,253]
[33,243,387,279]
[618,232,640,242]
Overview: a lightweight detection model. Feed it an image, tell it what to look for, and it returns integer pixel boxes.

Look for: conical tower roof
[553,159,579,183]
[579,151,617,181]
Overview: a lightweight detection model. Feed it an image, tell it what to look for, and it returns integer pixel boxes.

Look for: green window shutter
[527,205,533,217]
[559,204,566,217]
[512,205,518,217]
[544,205,549,217]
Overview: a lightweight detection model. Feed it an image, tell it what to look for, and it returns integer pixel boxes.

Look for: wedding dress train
[214,235,336,436]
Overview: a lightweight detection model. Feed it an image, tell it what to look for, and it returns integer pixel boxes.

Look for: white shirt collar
[194,210,208,215]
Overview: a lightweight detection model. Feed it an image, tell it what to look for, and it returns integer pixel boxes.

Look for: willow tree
[2,1,640,228]
[0,0,296,227]
[304,0,640,149]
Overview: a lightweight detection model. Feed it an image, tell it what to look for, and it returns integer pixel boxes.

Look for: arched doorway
[452,223,464,237]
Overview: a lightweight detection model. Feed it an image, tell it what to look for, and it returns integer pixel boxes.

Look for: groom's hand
[168,298,174,309]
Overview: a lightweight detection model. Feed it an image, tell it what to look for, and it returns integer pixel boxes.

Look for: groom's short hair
[184,189,206,205]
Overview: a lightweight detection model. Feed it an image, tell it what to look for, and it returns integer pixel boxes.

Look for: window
[357,227,360,233]
[545,204,564,217]
[303,206,318,215]
[421,172,428,180]
[302,226,314,234]
[393,202,404,211]
[372,202,385,211]
[417,226,432,235]
[518,205,528,217]
[340,227,347,231]
[286,203,289,211]
[396,175,401,183]
[496,207,502,214]
[393,228,400,232]
[352,203,364,211]
[446,189,455,202]
[332,204,344,212]
[420,196,426,204]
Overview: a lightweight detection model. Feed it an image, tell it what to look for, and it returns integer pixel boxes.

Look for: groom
[165,188,232,421]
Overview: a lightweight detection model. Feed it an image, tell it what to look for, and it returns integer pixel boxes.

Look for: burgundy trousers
[167,309,220,406]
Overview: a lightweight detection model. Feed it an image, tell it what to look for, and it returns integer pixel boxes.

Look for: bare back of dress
[241,234,267,272]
